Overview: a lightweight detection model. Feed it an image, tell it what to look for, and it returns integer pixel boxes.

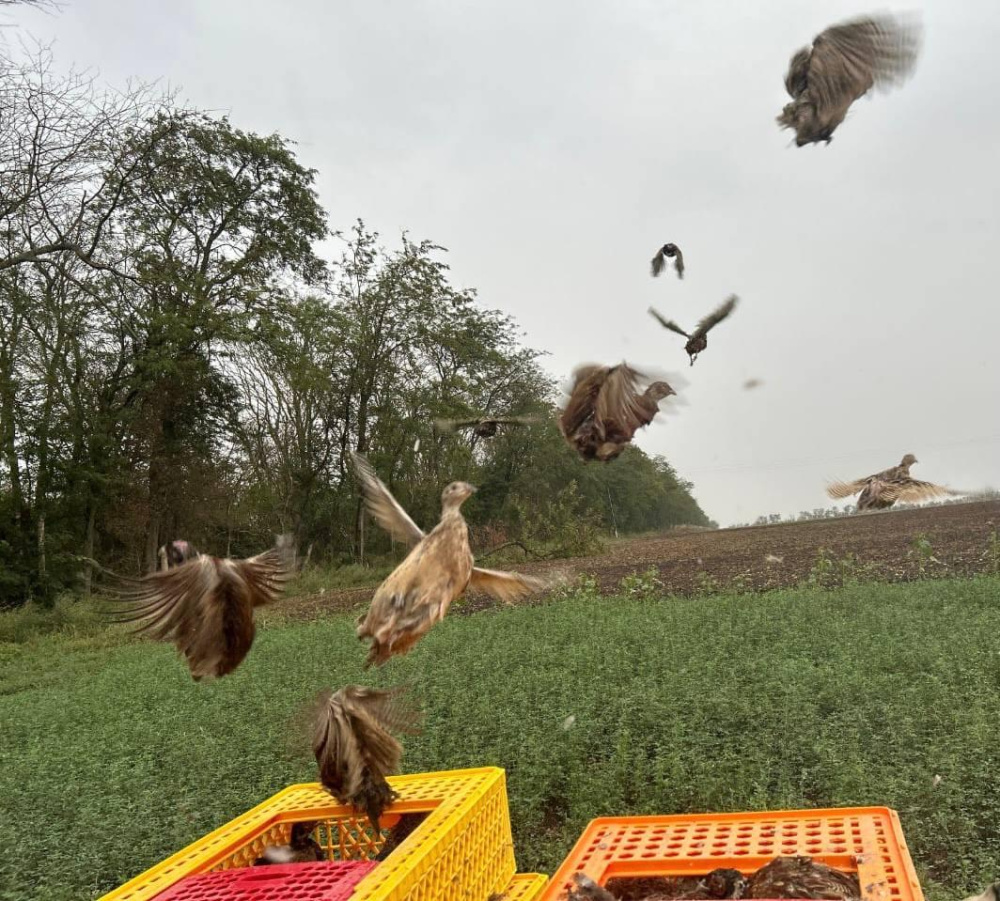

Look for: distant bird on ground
[106,536,295,680]
[312,686,419,832]
[559,363,677,463]
[606,867,748,900]
[826,453,961,510]
[568,873,618,901]
[649,295,738,365]
[963,885,999,901]
[352,453,554,665]
[254,821,324,865]
[157,539,199,571]
[374,812,426,861]
[778,13,921,146]
[746,856,860,900]
[651,243,685,279]
[434,415,539,438]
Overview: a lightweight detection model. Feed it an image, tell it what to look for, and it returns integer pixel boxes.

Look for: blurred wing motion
[648,306,690,337]
[433,418,480,433]
[779,13,921,145]
[468,567,559,604]
[882,479,962,505]
[352,452,425,545]
[826,479,868,500]
[104,537,295,680]
[312,686,421,832]
[692,294,739,338]
[558,364,611,439]
[595,364,652,434]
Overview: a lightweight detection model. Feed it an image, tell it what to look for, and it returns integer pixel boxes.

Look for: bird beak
[468,485,478,494]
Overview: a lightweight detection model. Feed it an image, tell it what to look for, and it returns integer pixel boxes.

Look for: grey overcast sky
[15,0,1000,525]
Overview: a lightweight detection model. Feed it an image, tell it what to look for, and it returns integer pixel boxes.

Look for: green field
[2,578,999,901]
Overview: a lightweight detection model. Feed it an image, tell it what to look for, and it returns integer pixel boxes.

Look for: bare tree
[0,47,171,276]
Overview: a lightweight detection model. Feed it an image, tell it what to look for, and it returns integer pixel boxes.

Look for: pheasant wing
[468,567,556,604]
[352,452,425,545]
[648,306,690,338]
[596,364,650,434]
[692,295,738,339]
[237,535,297,608]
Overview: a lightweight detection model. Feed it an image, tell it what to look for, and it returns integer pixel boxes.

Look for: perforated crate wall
[100,767,517,901]
[151,860,376,901]
[496,873,549,901]
[540,807,923,901]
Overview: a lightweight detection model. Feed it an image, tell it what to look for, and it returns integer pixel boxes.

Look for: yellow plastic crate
[495,873,549,900]
[99,767,517,901]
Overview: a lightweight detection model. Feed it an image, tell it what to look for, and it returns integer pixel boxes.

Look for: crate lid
[151,860,377,901]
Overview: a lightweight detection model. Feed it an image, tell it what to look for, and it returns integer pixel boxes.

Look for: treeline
[0,50,710,607]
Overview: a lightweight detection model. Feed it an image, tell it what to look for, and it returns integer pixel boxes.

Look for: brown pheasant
[778,13,921,146]
[312,685,419,832]
[559,363,677,463]
[649,296,738,366]
[352,453,554,665]
[826,454,961,511]
[105,536,295,680]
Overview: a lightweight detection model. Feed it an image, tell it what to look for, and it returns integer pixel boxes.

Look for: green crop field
[2,577,998,901]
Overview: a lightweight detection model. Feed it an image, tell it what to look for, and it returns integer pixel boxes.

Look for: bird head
[162,539,199,569]
[901,453,918,467]
[662,243,678,256]
[646,380,676,402]
[441,481,477,509]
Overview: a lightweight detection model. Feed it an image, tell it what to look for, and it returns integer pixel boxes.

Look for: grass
[2,578,1000,900]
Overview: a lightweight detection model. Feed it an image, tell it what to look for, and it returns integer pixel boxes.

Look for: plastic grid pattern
[495,874,550,901]
[150,860,376,901]
[99,768,517,901]
[540,807,923,901]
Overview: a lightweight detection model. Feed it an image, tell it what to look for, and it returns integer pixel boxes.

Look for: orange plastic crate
[99,768,518,901]
[540,807,923,901]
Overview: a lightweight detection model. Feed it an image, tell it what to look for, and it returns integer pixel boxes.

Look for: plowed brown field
[279,499,1000,620]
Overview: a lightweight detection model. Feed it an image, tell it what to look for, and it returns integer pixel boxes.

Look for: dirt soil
[277,500,1000,622]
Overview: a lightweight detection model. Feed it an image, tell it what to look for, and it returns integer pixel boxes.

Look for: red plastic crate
[150,860,377,901]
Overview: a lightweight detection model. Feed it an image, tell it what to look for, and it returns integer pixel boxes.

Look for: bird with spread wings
[559,363,678,463]
[352,452,556,666]
[649,295,738,366]
[778,13,921,146]
[433,415,539,438]
[104,536,296,680]
[826,454,962,511]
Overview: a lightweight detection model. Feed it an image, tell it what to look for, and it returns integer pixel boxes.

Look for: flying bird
[746,856,860,900]
[312,686,419,832]
[352,453,554,665]
[105,536,296,680]
[559,363,678,463]
[434,415,539,438]
[651,243,685,280]
[778,13,921,146]
[254,821,324,865]
[649,295,738,365]
[826,454,961,510]
[743,379,763,391]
